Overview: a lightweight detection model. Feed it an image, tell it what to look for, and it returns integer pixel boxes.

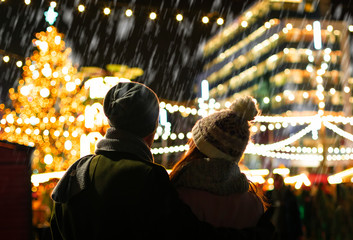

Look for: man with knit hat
[51,82,273,240]
[51,82,168,239]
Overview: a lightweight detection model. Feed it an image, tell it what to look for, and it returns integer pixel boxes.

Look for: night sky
[0,0,352,103]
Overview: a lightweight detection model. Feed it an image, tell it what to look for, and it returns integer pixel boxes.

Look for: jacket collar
[95,127,154,162]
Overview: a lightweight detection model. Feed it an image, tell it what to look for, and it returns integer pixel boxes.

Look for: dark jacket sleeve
[50,204,61,240]
[50,202,66,240]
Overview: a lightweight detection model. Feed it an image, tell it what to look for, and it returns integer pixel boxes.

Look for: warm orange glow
[0,27,141,174]
[0,26,86,173]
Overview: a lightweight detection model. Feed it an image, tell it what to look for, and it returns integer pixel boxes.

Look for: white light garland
[254,115,315,124]
[323,121,353,142]
[151,144,189,155]
[246,123,315,152]
[322,115,353,125]
[154,131,192,141]
[246,149,323,162]
[160,101,198,116]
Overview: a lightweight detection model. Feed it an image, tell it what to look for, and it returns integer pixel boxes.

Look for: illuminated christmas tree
[0,24,87,173]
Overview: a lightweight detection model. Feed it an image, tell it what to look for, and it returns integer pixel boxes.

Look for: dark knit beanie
[192,96,258,162]
[103,82,159,137]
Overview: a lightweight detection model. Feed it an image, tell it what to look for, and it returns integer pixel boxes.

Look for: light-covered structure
[196,0,353,170]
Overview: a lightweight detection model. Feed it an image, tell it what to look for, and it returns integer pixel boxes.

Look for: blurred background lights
[77,4,85,12]
[3,55,9,62]
[103,7,111,15]
[202,16,209,24]
[241,20,248,28]
[40,88,50,98]
[16,61,23,67]
[149,12,157,20]
[66,82,76,92]
[176,13,183,21]
[216,17,224,25]
[44,154,53,165]
[55,36,61,45]
[125,9,133,17]
[263,97,270,104]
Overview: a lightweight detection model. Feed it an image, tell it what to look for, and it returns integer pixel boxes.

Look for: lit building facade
[196,0,353,169]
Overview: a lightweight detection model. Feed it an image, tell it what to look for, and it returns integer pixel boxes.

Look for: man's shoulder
[92,153,167,179]
[91,153,170,197]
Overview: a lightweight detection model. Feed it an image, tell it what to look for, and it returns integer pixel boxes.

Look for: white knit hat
[192,96,258,162]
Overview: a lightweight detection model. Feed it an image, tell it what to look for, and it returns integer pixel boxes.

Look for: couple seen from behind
[50,82,274,239]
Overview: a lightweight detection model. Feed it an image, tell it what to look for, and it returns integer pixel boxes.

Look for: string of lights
[2,0,353,175]
[323,121,353,142]
[0,0,227,26]
[151,144,189,155]
[246,123,316,152]
[0,49,25,67]
[247,150,324,162]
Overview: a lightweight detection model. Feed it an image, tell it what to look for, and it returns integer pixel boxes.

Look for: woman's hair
[170,138,269,211]
[169,139,203,182]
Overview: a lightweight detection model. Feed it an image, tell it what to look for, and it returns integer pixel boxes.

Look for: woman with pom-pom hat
[170,95,268,229]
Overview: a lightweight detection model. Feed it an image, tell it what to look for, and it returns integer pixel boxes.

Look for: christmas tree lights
[0,26,87,173]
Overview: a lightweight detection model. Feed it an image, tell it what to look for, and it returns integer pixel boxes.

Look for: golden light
[264,21,271,28]
[241,20,248,28]
[50,1,57,8]
[64,140,72,150]
[44,154,54,165]
[263,97,270,104]
[40,88,50,98]
[201,16,209,24]
[66,82,76,92]
[24,0,31,5]
[149,12,157,20]
[286,23,293,30]
[216,17,224,25]
[349,25,353,32]
[273,168,290,176]
[125,9,133,17]
[78,4,85,12]
[0,26,142,174]
[319,102,325,109]
[327,25,333,32]
[3,55,10,63]
[103,7,111,15]
[176,14,183,22]
[55,36,61,45]
[305,24,312,31]
[16,60,23,68]
[31,171,65,186]
[328,167,353,184]
[344,86,350,93]
[242,169,270,176]
[247,175,266,184]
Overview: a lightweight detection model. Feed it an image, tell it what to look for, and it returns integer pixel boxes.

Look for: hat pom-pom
[229,96,258,121]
